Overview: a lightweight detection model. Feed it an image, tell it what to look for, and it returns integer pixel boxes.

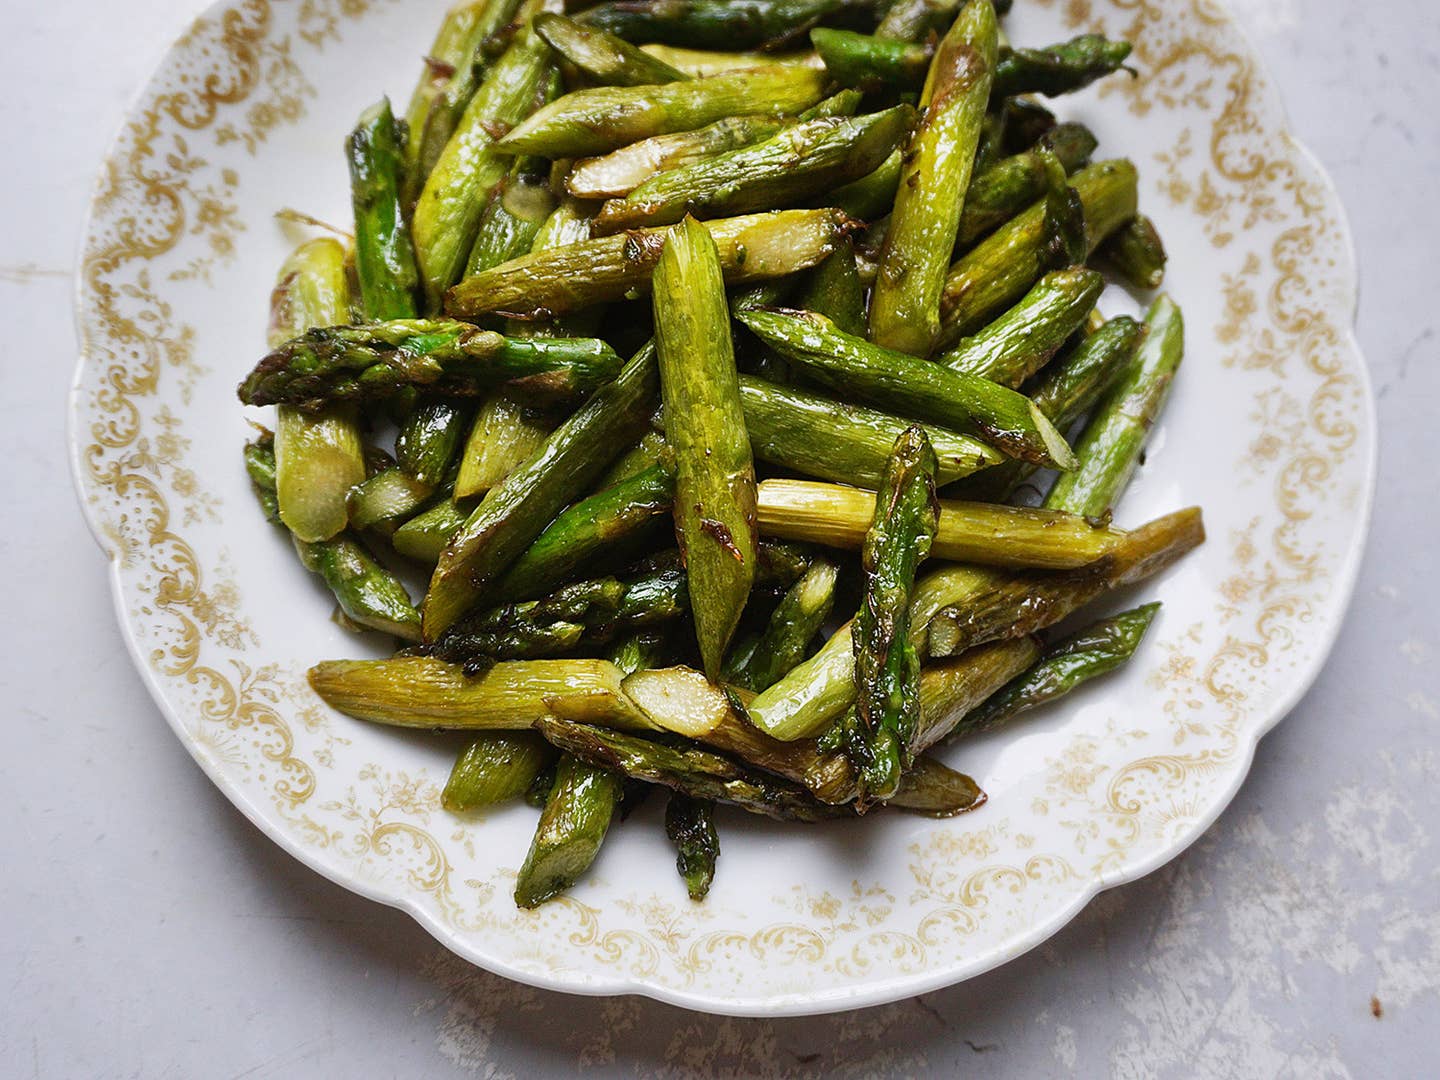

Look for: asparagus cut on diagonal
[347,464,436,533]
[992,34,1133,99]
[394,400,472,488]
[840,426,939,805]
[957,123,1098,247]
[535,12,690,85]
[1045,295,1185,519]
[874,0,963,42]
[348,99,420,321]
[636,43,825,77]
[868,0,997,357]
[593,105,915,233]
[737,307,1076,469]
[443,732,559,811]
[423,343,659,638]
[239,321,623,409]
[1097,213,1168,290]
[567,114,788,199]
[392,492,474,562]
[652,217,758,679]
[412,22,553,309]
[809,28,932,91]
[938,158,1139,346]
[755,478,1126,569]
[665,793,719,900]
[954,602,1161,741]
[934,267,1103,386]
[883,755,986,817]
[726,557,838,692]
[514,752,624,907]
[496,64,829,158]
[464,155,557,279]
[446,208,851,319]
[795,236,866,336]
[576,0,872,50]
[266,238,366,544]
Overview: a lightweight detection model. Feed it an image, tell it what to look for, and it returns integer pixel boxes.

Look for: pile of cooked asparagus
[238,0,1202,907]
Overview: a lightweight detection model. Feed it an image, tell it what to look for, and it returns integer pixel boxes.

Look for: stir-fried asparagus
[536,12,690,85]
[992,34,1133,99]
[727,558,838,692]
[809,28,932,91]
[956,123,1097,246]
[348,99,420,320]
[443,732,559,811]
[515,753,624,907]
[576,0,875,51]
[665,793,719,899]
[1097,213,1168,290]
[567,114,787,199]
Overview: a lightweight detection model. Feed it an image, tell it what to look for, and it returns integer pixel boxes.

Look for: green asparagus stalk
[514,753,624,907]
[795,237,866,336]
[739,376,1004,487]
[576,0,874,50]
[827,149,903,222]
[412,22,552,309]
[446,208,850,319]
[756,478,1126,568]
[593,105,915,233]
[727,558,838,692]
[463,156,557,279]
[238,320,623,409]
[873,0,961,42]
[308,655,657,730]
[954,602,1160,739]
[598,428,670,487]
[665,793,719,899]
[935,267,1103,385]
[535,12,689,84]
[636,42,825,77]
[443,732,559,811]
[424,343,658,638]
[998,95,1058,151]
[347,465,436,532]
[938,158,1139,345]
[1045,295,1184,518]
[957,122,1098,246]
[653,217,758,679]
[809,28,932,91]
[737,307,1076,469]
[347,99,420,320]
[992,35,1133,99]
[608,628,672,675]
[567,114,787,199]
[869,0,997,357]
[1096,213,1167,290]
[952,314,1144,502]
[392,493,474,562]
[496,64,829,157]
[266,239,366,544]
[886,756,986,817]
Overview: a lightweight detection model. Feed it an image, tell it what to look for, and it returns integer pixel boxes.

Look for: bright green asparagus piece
[637,42,825,77]
[424,343,658,638]
[514,752,624,907]
[535,12,690,85]
[496,64,829,157]
[935,267,1103,385]
[728,558,838,692]
[795,237,866,336]
[992,34,1133,99]
[347,99,420,320]
[392,492,474,562]
[347,465,437,533]
[446,208,849,320]
[395,401,472,488]
[809,28,932,91]
[577,0,875,50]
[463,156,557,279]
[653,217,758,680]
[885,756,986,817]
[266,238,366,544]
[873,0,963,42]
[954,602,1161,739]
[1097,213,1167,290]
[665,793,719,899]
[957,122,1098,246]
[938,158,1139,346]
[598,428,670,488]
[567,114,788,199]
[1045,295,1184,518]
[594,105,914,233]
[869,0,997,357]
[238,320,623,409]
[737,307,1076,469]
[826,149,903,221]
[443,732,559,811]
[412,22,552,309]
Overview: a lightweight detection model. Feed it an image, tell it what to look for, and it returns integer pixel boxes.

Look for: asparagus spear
[727,558,838,692]
[834,428,937,805]
[496,65,829,157]
[756,478,1126,568]
[935,267,1103,385]
[412,22,552,309]
[393,493,474,562]
[938,158,1139,345]
[886,756,986,817]
[464,155,557,278]
[796,238,866,336]
[636,42,825,77]
[347,465,437,533]
[665,793,719,899]
[653,217,758,679]
[737,308,1076,469]
[1096,213,1167,290]
[598,428,670,487]
[443,732,559,811]
[238,321,623,409]
[576,0,874,50]
[869,0,997,357]
[952,314,1144,502]
[992,35,1133,99]
[809,28,932,91]
[957,123,1098,246]
[535,12,690,84]
[246,436,421,639]
[347,99,420,320]
[593,106,915,232]
[514,753,624,907]
[827,149,903,222]
[424,342,658,638]
[1045,295,1184,518]
[954,603,1161,740]
[567,114,788,199]
[608,628,672,675]
[873,0,962,42]
[446,208,851,319]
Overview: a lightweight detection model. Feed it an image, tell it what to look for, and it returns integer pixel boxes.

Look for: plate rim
[66,0,1378,1016]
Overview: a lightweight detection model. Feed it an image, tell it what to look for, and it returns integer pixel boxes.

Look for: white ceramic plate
[70,0,1375,1016]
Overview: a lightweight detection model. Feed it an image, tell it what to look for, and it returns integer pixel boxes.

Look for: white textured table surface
[5,1,1437,1075]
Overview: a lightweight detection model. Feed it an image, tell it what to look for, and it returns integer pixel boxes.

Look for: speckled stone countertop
[5,1,1436,1075]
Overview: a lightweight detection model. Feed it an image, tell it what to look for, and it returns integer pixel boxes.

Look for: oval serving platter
[70,0,1375,1015]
